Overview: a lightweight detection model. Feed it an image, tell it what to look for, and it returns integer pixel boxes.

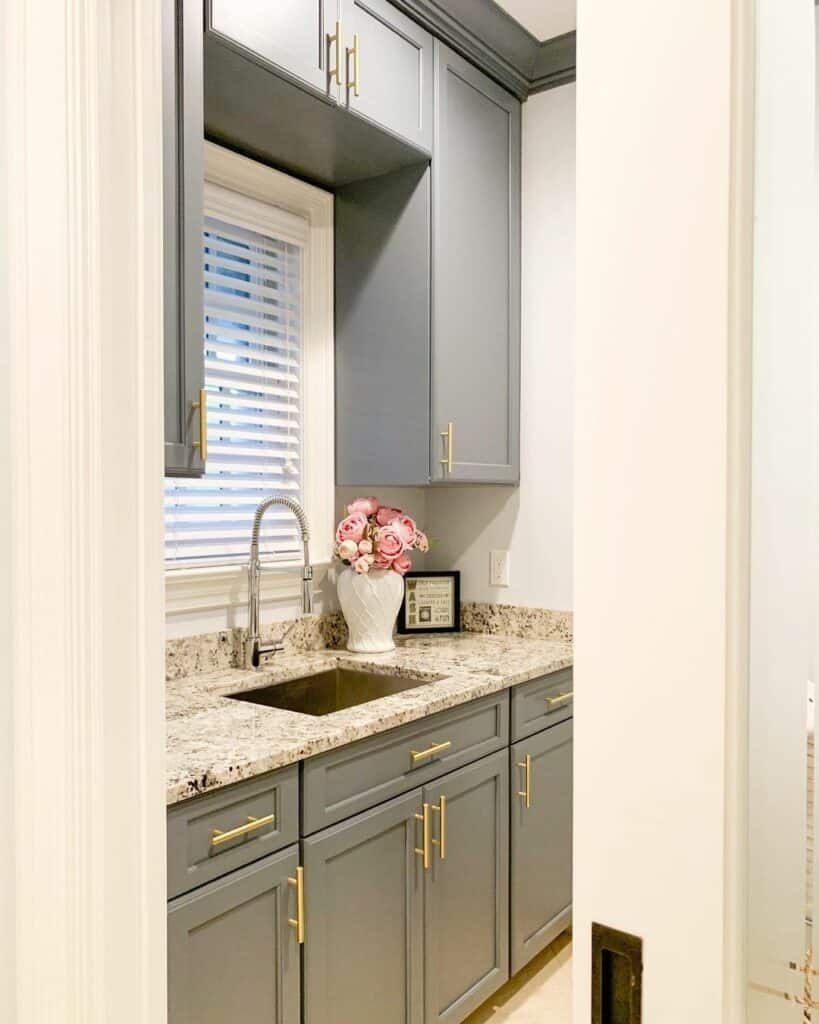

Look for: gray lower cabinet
[168,844,301,1024]
[167,684,571,1024]
[510,720,573,974]
[302,750,508,1024]
[164,0,205,477]
[208,0,340,99]
[302,789,424,1024]
[431,41,521,484]
[423,750,509,1023]
[340,0,433,151]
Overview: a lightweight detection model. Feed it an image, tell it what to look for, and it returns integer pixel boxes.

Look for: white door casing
[1,0,166,1021]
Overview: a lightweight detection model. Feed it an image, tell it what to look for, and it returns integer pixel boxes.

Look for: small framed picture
[398,571,461,635]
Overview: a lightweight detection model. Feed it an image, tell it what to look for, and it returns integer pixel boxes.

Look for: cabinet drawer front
[168,764,299,899]
[511,668,573,741]
[302,692,509,834]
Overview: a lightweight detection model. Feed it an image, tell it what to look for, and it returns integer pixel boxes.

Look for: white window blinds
[165,186,309,566]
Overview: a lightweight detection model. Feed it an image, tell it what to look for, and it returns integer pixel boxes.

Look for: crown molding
[389,0,576,99]
[530,31,577,95]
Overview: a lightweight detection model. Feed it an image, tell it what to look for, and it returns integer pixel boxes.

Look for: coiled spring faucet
[245,495,313,669]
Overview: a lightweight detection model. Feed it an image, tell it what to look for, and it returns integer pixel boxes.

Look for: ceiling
[494,0,576,41]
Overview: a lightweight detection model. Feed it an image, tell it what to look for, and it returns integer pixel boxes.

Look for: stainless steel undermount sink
[226,666,443,717]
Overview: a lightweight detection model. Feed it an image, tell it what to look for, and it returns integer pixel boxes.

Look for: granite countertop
[166,632,573,806]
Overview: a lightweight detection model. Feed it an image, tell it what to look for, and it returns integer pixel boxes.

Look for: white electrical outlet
[490,549,510,587]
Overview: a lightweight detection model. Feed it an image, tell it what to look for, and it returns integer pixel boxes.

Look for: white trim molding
[166,143,335,627]
[2,0,166,1020]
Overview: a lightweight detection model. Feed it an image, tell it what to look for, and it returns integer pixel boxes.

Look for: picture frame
[397,571,461,635]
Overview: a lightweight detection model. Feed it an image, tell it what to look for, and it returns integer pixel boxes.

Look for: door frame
[1,0,167,1020]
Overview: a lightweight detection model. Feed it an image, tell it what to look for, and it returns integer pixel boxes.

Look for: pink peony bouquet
[335,496,429,576]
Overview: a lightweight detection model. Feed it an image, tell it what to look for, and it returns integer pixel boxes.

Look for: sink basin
[226,666,443,717]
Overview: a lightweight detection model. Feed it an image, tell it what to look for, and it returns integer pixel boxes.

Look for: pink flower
[353,556,370,574]
[414,530,430,553]
[392,552,412,575]
[376,506,402,526]
[347,496,379,517]
[393,515,416,545]
[336,512,367,545]
[376,524,404,561]
[373,553,394,570]
[338,539,358,561]
[358,539,373,555]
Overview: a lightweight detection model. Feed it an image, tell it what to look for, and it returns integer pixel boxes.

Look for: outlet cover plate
[490,549,510,587]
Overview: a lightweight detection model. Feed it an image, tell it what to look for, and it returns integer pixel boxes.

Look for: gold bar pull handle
[545,690,574,708]
[516,755,531,809]
[288,866,305,944]
[440,422,453,474]
[328,21,343,85]
[346,32,360,96]
[210,812,275,847]
[410,739,451,766]
[414,803,431,870]
[192,387,207,462]
[431,795,447,860]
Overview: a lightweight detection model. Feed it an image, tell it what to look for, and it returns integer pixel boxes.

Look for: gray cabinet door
[164,0,205,477]
[510,720,573,975]
[335,165,431,486]
[339,0,433,152]
[208,0,340,98]
[168,844,301,1024]
[431,42,521,484]
[303,789,424,1024]
[423,749,509,1024]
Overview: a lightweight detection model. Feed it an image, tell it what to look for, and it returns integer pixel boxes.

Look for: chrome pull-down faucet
[245,496,313,669]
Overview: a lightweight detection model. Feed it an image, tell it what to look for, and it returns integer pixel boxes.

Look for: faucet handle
[302,564,314,616]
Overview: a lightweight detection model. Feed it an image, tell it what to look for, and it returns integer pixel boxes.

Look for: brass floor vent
[591,923,643,1024]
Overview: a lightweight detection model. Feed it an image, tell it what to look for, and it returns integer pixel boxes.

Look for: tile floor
[464,932,572,1024]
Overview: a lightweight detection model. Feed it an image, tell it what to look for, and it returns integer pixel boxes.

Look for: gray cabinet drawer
[302,692,509,834]
[511,668,573,741]
[168,765,299,899]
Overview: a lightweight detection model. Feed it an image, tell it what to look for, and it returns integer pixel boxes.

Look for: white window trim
[166,142,335,615]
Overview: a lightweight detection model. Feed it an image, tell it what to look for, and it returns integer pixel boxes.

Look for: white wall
[495,0,576,40]
[574,1,749,1022]
[427,84,575,612]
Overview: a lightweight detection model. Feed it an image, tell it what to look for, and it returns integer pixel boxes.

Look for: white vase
[337,567,404,653]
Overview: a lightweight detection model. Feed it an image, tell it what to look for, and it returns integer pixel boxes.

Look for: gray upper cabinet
[431,41,521,484]
[168,845,301,1024]
[422,750,509,1024]
[339,0,433,152]
[164,0,205,477]
[335,165,431,486]
[208,0,340,99]
[510,720,573,975]
[302,790,424,1024]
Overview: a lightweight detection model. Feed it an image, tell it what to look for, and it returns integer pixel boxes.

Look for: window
[165,145,334,600]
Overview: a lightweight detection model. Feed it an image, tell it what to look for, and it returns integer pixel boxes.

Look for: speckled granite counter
[166,632,573,806]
